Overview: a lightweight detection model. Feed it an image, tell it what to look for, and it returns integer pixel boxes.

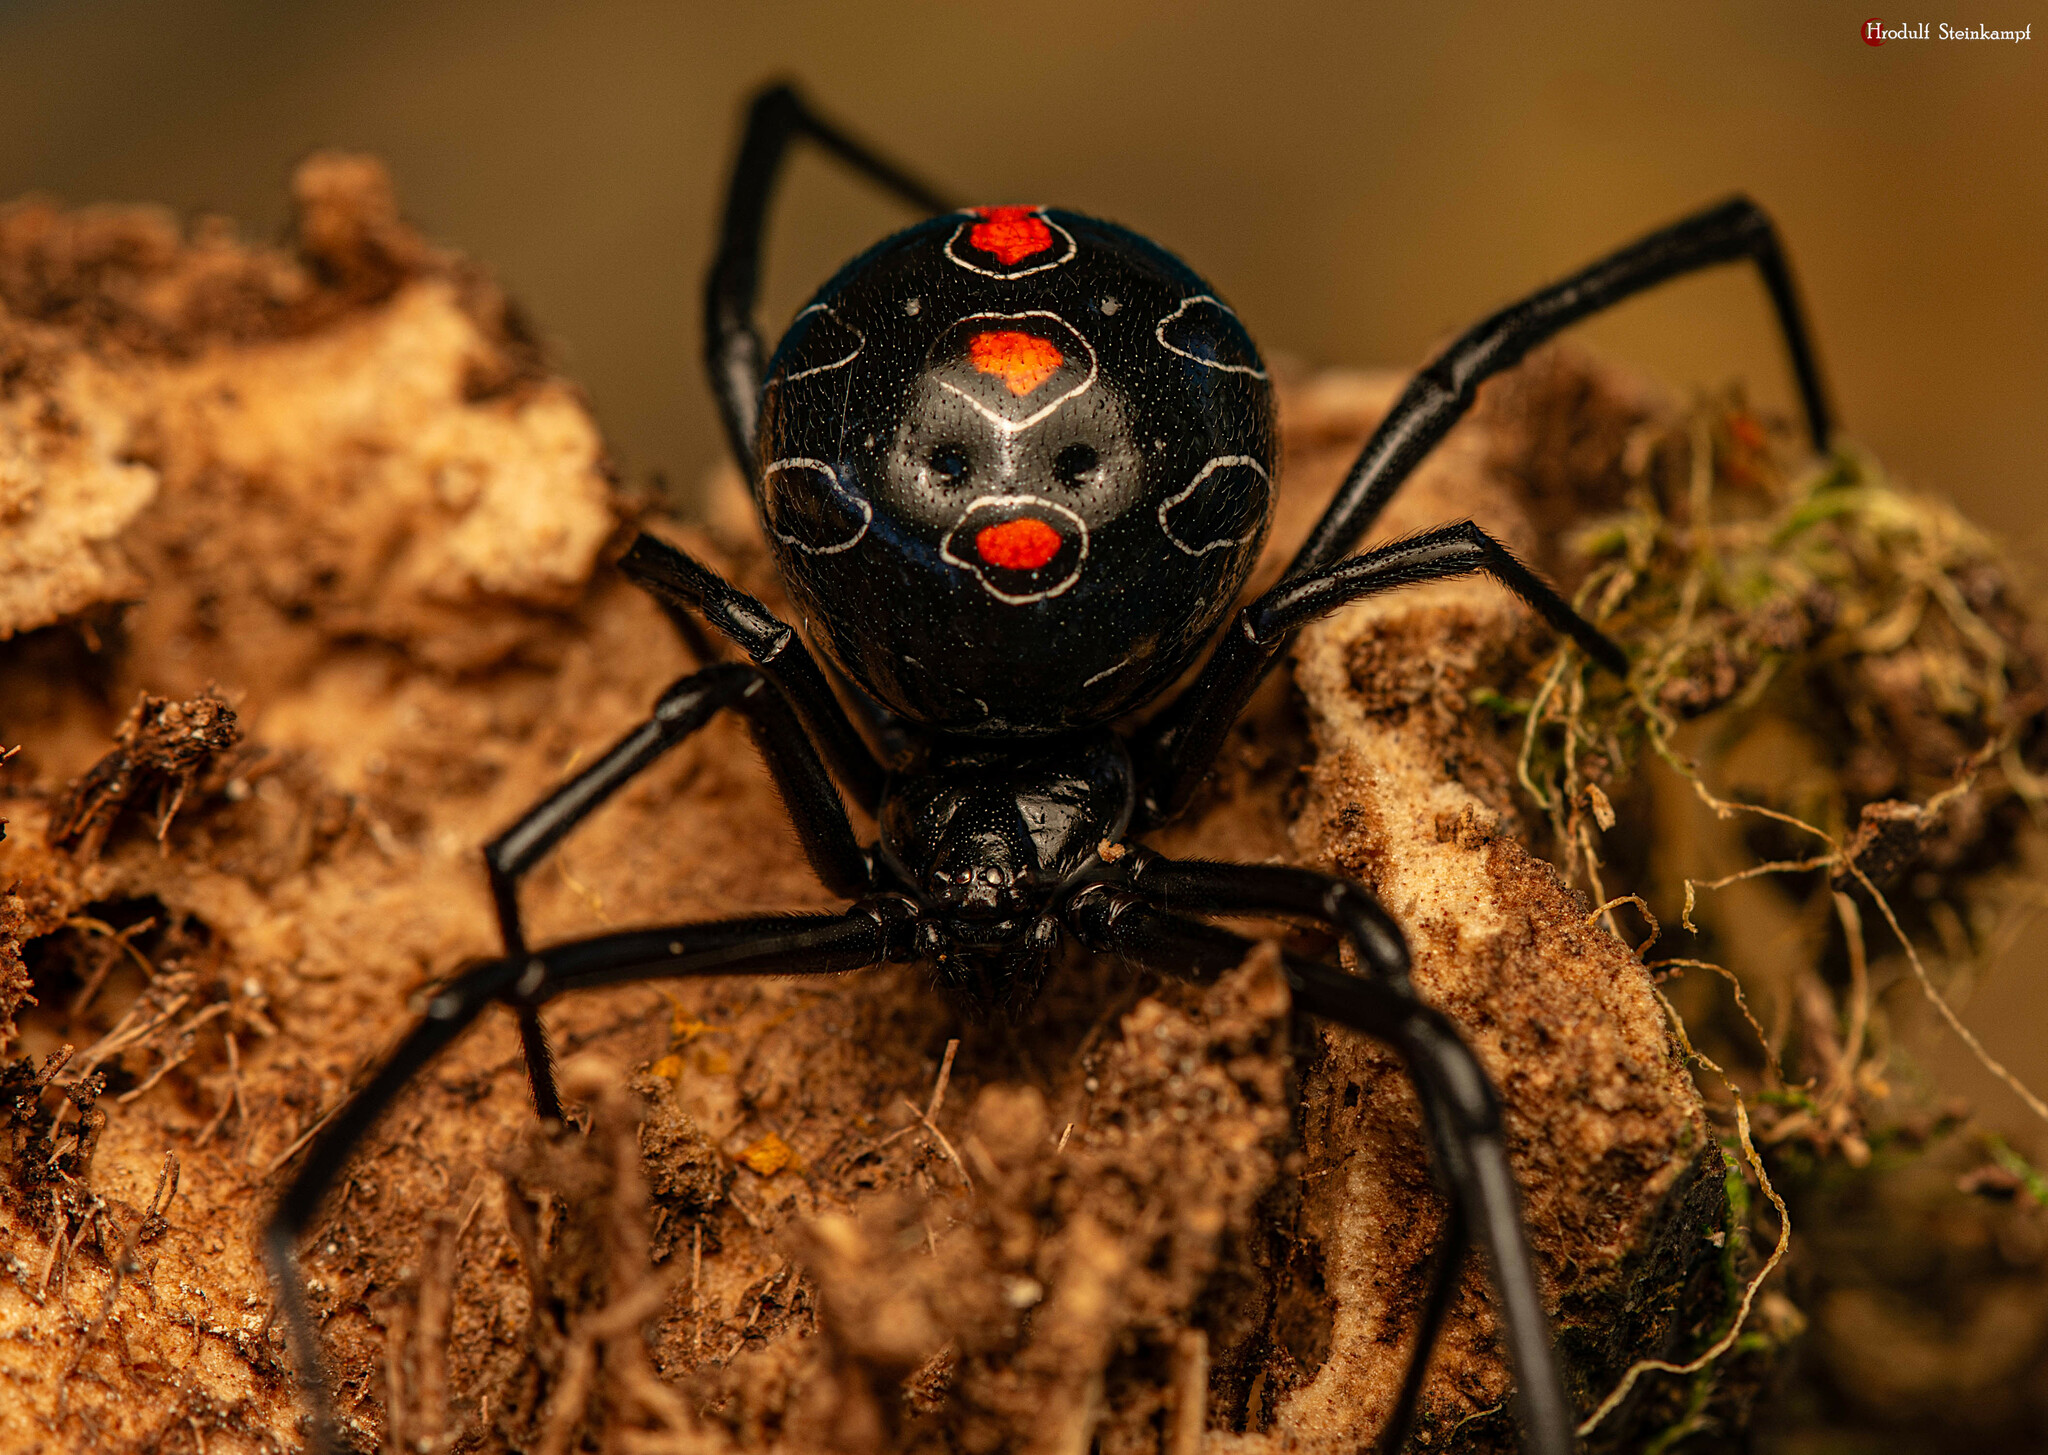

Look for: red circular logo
[1862,16,1886,44]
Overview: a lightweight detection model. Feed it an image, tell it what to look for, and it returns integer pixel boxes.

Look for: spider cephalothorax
[882,726,1135,1013]
[761,206,1276,735]
[270,83,1836,1455]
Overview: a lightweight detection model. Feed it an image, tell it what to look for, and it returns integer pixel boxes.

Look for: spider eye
[1054,443,1100,485]
[929,445,971,483]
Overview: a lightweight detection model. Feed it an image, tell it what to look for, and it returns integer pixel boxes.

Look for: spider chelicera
[267,83,1832,1454]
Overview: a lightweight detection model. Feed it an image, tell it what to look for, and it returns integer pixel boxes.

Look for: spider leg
[1108,852,1506,1448]
[485,661,873,1119]
[1062,880,1572,1455]
[1138,200,1829,826]
[709,82,956,472]
[1291,194,1831,582]
[1137,519,1622,826]
[267,899,920,1454]
[619,532,887,809]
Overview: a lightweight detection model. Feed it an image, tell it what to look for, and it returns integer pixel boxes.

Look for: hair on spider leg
[266,79,1838,1455]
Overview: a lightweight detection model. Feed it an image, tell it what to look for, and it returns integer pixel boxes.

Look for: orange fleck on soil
[968,329,1064,395]
[738,1132,796,1177]
[975,517,1063,570]
[968,205,1054,263]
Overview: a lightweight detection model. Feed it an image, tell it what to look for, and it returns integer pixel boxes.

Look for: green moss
[1506,392,2048,1448]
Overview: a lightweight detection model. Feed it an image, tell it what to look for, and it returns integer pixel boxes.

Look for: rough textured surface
[1278,371,1722,1449]
[0,309,157,640]
[0,154,614,670]
[0,169,1718,1454]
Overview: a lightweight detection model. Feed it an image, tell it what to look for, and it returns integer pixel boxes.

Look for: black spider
[267,83,1831,1454]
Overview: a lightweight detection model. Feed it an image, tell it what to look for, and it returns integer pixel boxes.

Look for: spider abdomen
[759,207,1277,738]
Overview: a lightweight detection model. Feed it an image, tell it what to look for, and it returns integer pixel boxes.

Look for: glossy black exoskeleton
[762,207,1274,736]
[270,83,1836,1455]
[882,728,1133,1009]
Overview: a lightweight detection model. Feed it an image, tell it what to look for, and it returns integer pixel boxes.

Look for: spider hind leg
[1064,867,1573,1455]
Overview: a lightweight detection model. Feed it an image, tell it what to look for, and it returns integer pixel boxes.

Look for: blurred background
[2,2,2044,1440]
[4,1,2041,549]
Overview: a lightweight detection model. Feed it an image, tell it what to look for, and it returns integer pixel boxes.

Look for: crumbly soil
[0,163,1726,1454]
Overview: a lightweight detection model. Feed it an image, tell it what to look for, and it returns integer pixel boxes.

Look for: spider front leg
[484,659,874,1118]
[707,83,955,469]
[1292,195,1832,580]
[1063,877,1572,1455]
[1140,196,1832,825]
[267,899,922,1453]
[1139,520,1624,825]
[619,532,887,809]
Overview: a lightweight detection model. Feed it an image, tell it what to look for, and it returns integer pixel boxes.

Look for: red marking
[975,517,1062,571]
[969,206,1055,264]
[968,330,1065,395]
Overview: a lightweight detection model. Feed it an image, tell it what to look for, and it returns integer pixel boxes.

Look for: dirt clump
[47,689,241,859]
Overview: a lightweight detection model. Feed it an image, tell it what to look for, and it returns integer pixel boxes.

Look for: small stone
[1003,1276,1044,1308]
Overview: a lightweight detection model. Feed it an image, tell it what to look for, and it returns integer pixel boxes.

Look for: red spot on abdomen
[975,517,1062,571]
[969,206,1054,264]
[968,330,1065,395]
